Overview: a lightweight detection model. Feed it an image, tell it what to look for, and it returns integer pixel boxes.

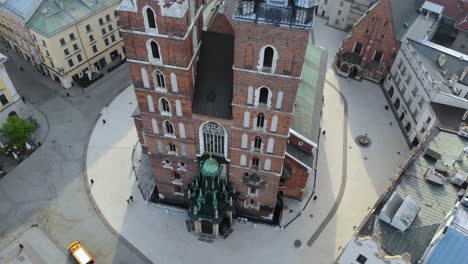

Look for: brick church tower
[118,0,321,236]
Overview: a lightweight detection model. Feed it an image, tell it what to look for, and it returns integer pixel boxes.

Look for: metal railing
[234,0,314,28]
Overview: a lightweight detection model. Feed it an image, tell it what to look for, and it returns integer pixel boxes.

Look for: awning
[421,1,444,15]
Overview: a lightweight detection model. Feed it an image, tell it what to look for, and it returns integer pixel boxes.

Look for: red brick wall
[207,14,234,35]
[338,0,400,79]
[233,22,309,76]
[283,154,309,199]
[289,133,314,154]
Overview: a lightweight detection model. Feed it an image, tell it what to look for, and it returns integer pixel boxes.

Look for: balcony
[234,0,316,28]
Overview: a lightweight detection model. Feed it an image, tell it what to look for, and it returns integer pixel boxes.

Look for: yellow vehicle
[68,241,95,264]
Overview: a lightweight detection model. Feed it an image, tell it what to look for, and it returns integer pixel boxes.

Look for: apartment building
[27,0,126,89]
[0,0,42,71]
[382,2,468,147]
[317,0,376,31]
[0,53,29,125]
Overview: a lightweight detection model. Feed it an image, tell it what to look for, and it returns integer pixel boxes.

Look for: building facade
[0,53,30,125]
[334,0,419,82]
[0,0,42,71]
[26,0,126,89]
[317,0,375,31]
[382,3,468,147]
[118,0,324,237]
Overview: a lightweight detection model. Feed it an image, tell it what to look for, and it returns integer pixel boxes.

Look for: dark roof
[358,129,466,263]
[390,0,420,39]
[286,144,314,169]
[431,102,467,131]
[192,31,234,119]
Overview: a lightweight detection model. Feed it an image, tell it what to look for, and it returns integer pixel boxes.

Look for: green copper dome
[200,157,222,177]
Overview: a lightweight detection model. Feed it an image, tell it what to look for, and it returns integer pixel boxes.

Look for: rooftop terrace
[233,0,316,28]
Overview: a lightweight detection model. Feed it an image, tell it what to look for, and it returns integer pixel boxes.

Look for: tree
[1,116,36,149]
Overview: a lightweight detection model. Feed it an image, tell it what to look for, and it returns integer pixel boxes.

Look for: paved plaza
[0,227,68,264]
[86,17,409,263]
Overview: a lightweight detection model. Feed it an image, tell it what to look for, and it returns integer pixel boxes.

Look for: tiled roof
[27,0,120,37]
[290,36,327,145]
[418,0,468,21]
[359,129,466,263]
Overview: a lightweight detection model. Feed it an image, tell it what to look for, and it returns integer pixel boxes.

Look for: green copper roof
[27,0,120,37]
[200,157,221,177]
[290,36,327,145]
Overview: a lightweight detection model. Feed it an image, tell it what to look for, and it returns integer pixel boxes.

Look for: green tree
[1,116,37,149]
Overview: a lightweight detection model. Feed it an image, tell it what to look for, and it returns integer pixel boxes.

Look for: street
[0,44,150,264]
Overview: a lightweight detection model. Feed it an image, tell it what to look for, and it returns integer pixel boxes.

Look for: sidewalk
[0,226,68,264]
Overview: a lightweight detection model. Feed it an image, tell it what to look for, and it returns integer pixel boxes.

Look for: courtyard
[85,17,409,263]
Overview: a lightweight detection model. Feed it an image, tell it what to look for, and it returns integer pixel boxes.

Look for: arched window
[175,100,182,116]
[147,95,154,112]
[252,157,259,169]
[257,113,265,128]
[153,70,165,89]
[159,98,171,114]
[267,138,274,153]
[264,159,271,171]
[170,72,178,92]
[263,47,274,68]
[150,40,161,60]
[151,118,159,134]
[201,121,226,156]
[146,8,156,29]
[179,122,186,138]
[168,143,177,153]
[240,154,247,166]
[276,91,283,109]
[164,120,175,136]
[241,133,248,149]
[254,136,262,151]
[243,111,250,128]
[259,46,278,73]
[271,115,278,132]
[259,87,269,105]
[141,68,149,88]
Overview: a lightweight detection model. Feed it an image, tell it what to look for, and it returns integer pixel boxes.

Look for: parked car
[68,241,94,264]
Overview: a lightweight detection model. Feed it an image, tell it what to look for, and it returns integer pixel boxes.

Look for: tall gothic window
[154,70,165,88]
[254,136,262,151]
[164,120,174,135]
[159,98,170,113]
[259,87,269,105]
[257,113,265,128]
[146,8,156,29]
[252,157,259,169]
[151,41,160,59]
[201,122,226,156]
[168,143,177,153]
[263,46,274,68]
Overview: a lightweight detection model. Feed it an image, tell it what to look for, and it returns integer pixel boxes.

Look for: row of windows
[141,68,177,92]
[146,96,183,117]
[246,86,283,110]
[240,154,272,171]
[243,111,279,133]
[240,134,275,154]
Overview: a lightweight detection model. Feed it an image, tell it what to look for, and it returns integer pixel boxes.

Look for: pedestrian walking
[126,199,130,205]
[90,179,94,184]
[322,130,326,136]
[102,119,106,124]
[129,195,134,202]
[19,244,24,250]
[389,121,393,126]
